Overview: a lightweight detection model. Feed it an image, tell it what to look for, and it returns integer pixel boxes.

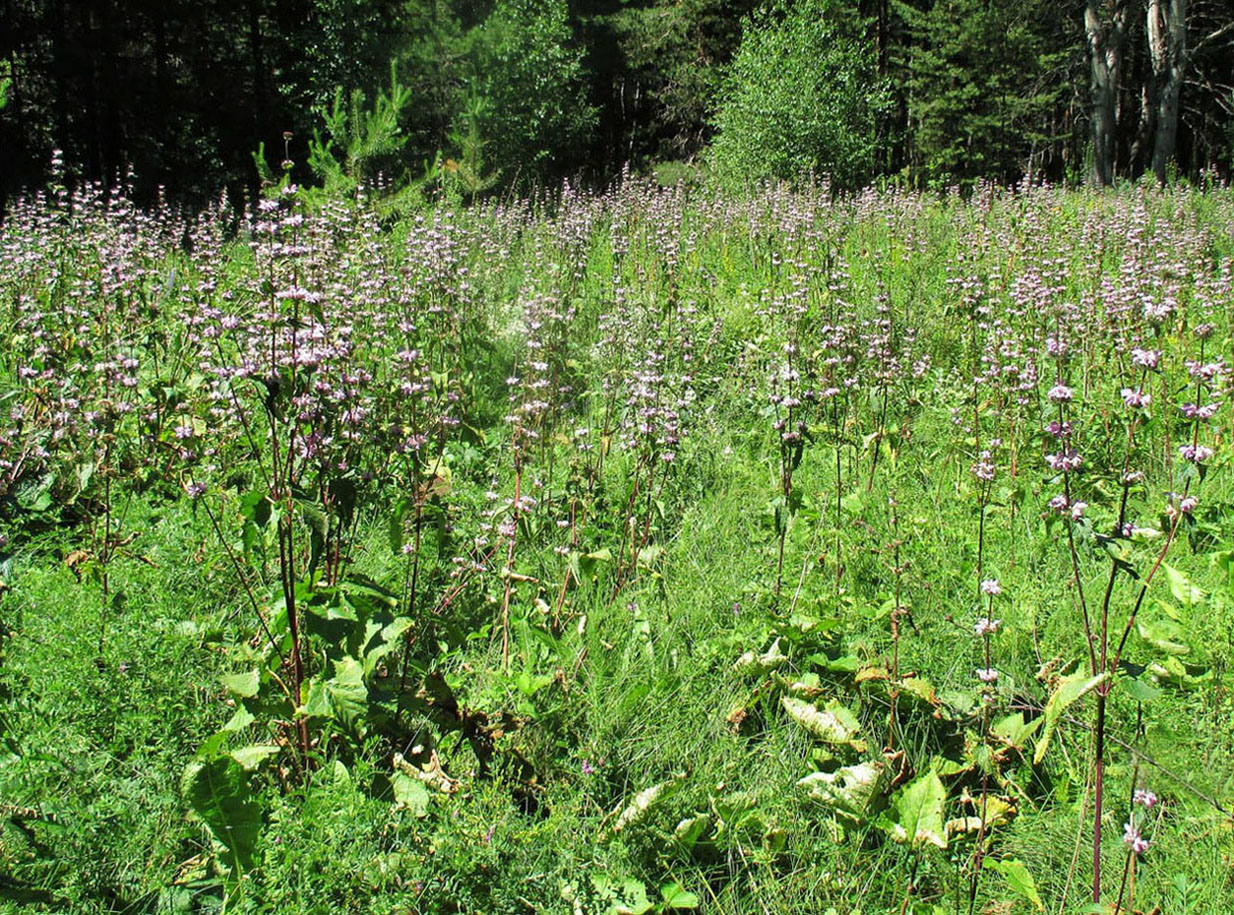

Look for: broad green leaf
[391,772,431,817]
[221,669,260,699]
[388,502,406,555]
[592,876,654,915]
[782,696,866,749]
[887,771,947,849]
[988,858,1044,910]
[798,760,887,824]
[672,814,713,851]
[898,676,938,707]
[181,756,261,871]
[514,669,553,697]
[990,713,1041,750]
[1123,676,1162,703]
[230,744,280,771]
[1136,616,1191,656]
[300,656,368,728]
[660,883,700,909]
[733,637,788,675]
[220,705,256,733]
[1034,671,1109,764]
[236,490,271,527]
[1163,564,1205,605]
[612,777,682,833]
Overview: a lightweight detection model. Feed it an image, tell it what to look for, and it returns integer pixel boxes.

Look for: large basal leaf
[886,770,946,849]
[1163,563,1205,605]
[611,777,683,833]
[221,669,260,699]
[391,772,431,817]
[1136,615,1192,656]
[659,883,700,910]
[1033,670,1108,764]
[781,696,866,749]
[988,858,1044,910]
[181,756,261,871]
[798,759,887,824]
[300,656,369,729]
[230,744,280,771]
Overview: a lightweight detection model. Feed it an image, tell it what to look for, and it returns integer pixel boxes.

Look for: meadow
[1,173,1232,914]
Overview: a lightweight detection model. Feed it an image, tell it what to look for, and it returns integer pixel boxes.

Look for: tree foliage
[708,0,888,188]
[0,0,1232,204]
[465,0,597,186]
[905,0,1080,185]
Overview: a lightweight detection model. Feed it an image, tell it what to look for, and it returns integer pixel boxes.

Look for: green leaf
[1136,616,1191,656]
[1123,676,1162,703]
[388,499,407,555]
[990,712,1041,750]
[591,876,654,915]
[733,637,788,675]
[230,744,280,771]
[300,656,368,729]
[798,759,887,824]
[886,770,947,849]
[220,706,256,733]
[1034,671,1109,764]
[781,696,866,749]
[612,777,682,833]
[222,669,260,699]
[1163,564,1205,605]
[181,756,261,871]
[672,814,713,851]
[391,772,431,817]
[659,883,700,909]
[988,858,1044,910]
[236,490,271,528]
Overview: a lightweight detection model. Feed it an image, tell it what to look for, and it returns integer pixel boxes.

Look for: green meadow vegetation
[1,174,1233,914]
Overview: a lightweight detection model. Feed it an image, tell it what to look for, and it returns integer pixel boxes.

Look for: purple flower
[976,668,999,683]
[1178,444,1214,463]
[1133,789,1158,809]
[980,579,1001,595]
[1047,383,1074,403]
[1180,402,1220,420]
[972,451,995,481]
[1045,450,1082,473]
[1131,348,1161,370]
[974,617,1002,636]
[1120,388,1151,408]
[1123,821,1150,855]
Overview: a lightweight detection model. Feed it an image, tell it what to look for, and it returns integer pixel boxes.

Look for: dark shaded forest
[1,0,1233,205]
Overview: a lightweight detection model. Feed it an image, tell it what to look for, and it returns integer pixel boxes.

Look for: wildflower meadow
[1,172,1232,913]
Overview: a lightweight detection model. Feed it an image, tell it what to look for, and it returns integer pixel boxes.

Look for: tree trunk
[1085,0,1129,186]
[1148,0,1187,183]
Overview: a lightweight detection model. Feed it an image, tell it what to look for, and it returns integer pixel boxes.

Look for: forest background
[2,0,1234,207]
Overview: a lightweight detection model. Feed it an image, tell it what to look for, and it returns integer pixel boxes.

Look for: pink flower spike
[974,617,1002,637]
[1047,383,1074,403]
[1123,821,1150,855]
